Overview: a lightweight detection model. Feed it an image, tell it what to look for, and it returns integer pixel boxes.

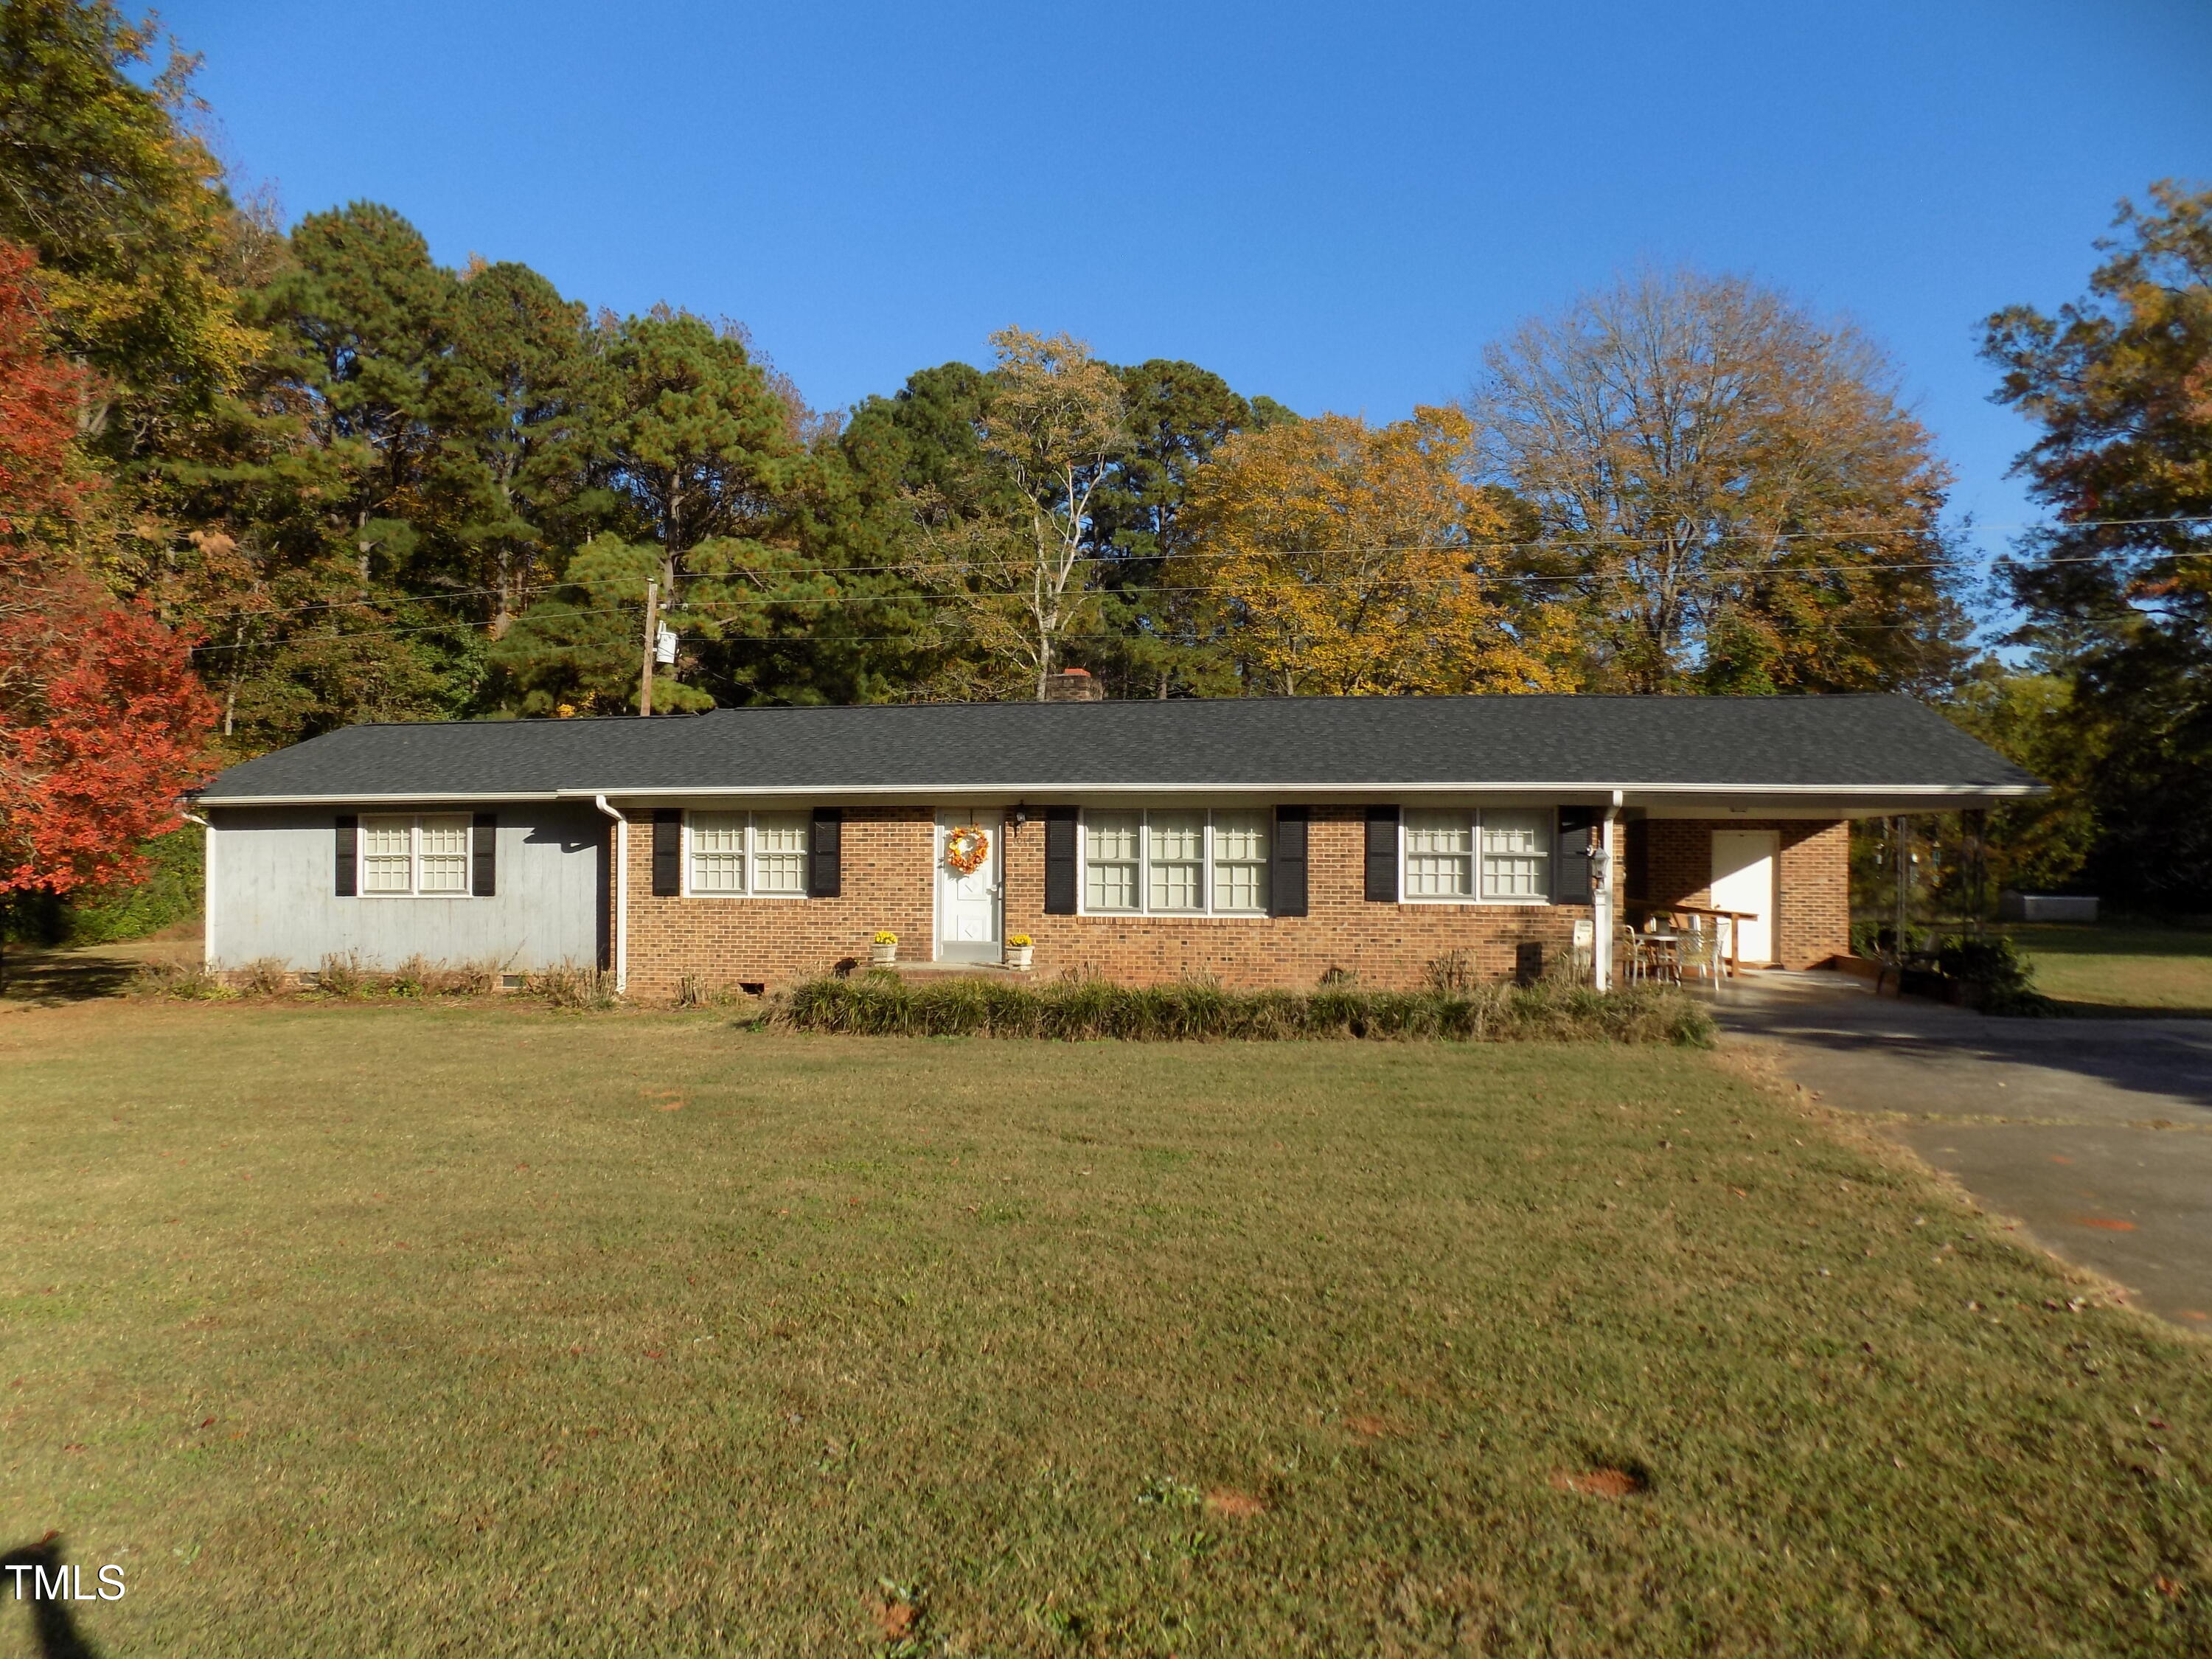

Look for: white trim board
[197,781,2042,810]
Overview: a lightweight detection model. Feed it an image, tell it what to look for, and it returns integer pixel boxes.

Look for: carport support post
[1892,815,1911,952]
[1592,803,1619,991]
[1965,808,1988,933]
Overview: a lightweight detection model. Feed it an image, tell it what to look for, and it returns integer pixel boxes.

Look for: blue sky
[167,0,2208,549]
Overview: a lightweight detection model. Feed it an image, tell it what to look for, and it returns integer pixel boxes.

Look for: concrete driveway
[1712,970,2212,1330]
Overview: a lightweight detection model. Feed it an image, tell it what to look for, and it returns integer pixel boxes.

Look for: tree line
[0,0,2204,922]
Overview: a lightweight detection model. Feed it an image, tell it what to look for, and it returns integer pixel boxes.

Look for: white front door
[1710,830,1780,967]
[935,804,1002,962]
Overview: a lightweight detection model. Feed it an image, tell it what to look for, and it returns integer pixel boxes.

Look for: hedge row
[771,973,1715,1046]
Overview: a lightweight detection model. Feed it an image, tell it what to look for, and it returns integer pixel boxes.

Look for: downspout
[594,795,627,995]
[181,807,214,970]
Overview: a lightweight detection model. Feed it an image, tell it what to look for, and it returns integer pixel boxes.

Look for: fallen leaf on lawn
[874,1599,916,1639]
[1204,1489,1265,1517]
[1346,1414,1394,1439]
[1551,1467,1645,1498]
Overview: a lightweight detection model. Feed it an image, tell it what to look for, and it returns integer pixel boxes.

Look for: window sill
[1074,910,1275,920]
[1398,897,1555,908]
[678,891,808,901]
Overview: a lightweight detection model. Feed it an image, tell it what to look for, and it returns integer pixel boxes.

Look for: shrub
[770,975,1713,1047]
[314,953,372,998]
[234,958,292,998]
[130,959,233,1001]
[675,973,748,1009]
[425,959,500,998]
[1934,932,2052,1016]
[386,955,431,998]
[528,964,620,1011]
[1424,950,1480,995]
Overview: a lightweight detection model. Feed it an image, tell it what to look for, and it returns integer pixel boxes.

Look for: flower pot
[1005,945,1033,971]
[869,943,897,967]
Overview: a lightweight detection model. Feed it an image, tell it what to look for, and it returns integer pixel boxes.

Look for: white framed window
[684,810,810,897]
[1401,807,1554,904]
[358,813,474,898]
[1079,807,1270,916]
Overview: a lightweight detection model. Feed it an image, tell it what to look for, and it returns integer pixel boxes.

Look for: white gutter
[542,781,2040,802]
[594,794,627,995]
[194,790,563,807]
[197,781,2042,809]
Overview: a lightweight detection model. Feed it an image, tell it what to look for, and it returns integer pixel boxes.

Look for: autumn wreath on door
[943,825,990,876]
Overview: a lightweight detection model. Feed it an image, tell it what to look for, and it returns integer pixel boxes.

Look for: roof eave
[195,780,2042,807]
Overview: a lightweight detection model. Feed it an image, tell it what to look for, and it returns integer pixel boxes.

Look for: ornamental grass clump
[771,973,1712,1046]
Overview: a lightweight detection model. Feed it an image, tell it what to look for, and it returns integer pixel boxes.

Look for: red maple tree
[0,240,213,902]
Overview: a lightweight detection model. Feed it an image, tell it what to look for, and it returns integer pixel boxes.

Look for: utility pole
[638,579,659,717]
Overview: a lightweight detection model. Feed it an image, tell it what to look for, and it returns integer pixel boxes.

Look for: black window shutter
[652,809,681,897]
[334,814,357,897]
[1043,806,1079,915]
[1270,806,1308,917]
[1554,807,1596,902]
[471,812,497,897]
[1364,805,1399,902]
[808,808,842,898]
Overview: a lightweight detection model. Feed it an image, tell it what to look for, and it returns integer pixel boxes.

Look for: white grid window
[1480,809,1551,900]
[1404,810,1474,897]
[689,813,748,892]
[1210,810,1271,914]
[1147,810,1206,912]
[684,810,812,897]
[1084,810,1141,913]
[1402,808,1555,904]
[753,813,809,894]
[1081,808,1271,916]
[358,814,474,898]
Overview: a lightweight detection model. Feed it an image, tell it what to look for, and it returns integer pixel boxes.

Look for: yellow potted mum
[870,930,899,967]
[1004,933,1034,971]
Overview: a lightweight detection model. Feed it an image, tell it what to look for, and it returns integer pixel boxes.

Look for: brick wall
[1001,805,1594,991]
[617,806,936,998]
[1634,817,1849,970]
[610,804,1615,997]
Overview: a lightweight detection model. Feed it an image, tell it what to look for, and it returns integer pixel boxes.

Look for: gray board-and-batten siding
[207,803,608,973]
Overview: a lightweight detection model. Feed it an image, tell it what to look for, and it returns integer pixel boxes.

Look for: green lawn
[2,1002,2209,1656]
[2000,919,2212,1016]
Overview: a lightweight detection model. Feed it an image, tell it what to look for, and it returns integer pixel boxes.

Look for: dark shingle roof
[199,695,2038,802]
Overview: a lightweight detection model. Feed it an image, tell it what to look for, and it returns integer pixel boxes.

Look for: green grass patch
[776,972,1717,1046]
[0,1002,2208,1655]
[2000,918,2212,1016]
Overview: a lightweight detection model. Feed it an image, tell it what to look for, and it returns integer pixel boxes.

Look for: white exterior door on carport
[1710,830,1780,967]
[934,804,1002,962]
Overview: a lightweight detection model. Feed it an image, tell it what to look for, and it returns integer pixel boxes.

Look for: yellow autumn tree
[1172,406,1575,695]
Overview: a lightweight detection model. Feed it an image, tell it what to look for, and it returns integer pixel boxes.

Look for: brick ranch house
[191,689,2037,997]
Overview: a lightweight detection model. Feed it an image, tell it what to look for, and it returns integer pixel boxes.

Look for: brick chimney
[1043,667,1105,703]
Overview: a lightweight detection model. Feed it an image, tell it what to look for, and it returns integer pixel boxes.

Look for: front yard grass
[1,1001,2208,1655]
[2000,918,2212,1016]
